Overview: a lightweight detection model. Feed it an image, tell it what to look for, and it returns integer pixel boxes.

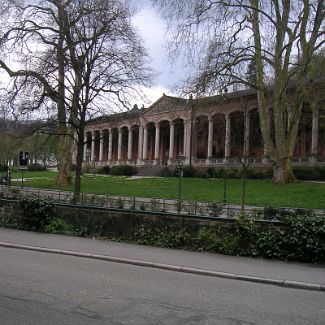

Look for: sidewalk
[0,227,324,290]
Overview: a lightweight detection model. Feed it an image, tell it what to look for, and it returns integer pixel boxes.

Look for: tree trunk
[73,129,84,200]
[272,157,295,184]
[55,5,71,187]
[56,133,72,186]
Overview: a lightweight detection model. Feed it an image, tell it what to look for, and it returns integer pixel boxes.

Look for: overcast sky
[132,1,185,104]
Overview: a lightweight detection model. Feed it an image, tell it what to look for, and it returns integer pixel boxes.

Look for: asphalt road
[0,247,324,325]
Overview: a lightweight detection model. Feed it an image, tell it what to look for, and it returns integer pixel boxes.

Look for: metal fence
[0,185,323,222]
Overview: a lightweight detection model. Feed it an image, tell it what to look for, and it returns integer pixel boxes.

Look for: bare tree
[154,0,325,183]
[0,0,151,194]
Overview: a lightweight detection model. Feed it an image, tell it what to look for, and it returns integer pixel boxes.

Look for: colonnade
[80,105,323,166]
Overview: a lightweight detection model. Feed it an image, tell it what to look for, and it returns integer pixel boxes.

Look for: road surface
[1,246,324,324]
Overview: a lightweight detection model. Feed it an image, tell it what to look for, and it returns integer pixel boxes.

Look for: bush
[182,165,196,177]
[159,167,173,177]
[18,196,55,231]
[82,164,92,174]
[316,166,325,180]
[45,217,75,235]
[111,165,137,176]
[279,210,325,263]
[226,168,240,179]
[294,167,320,180]
[96,165,111,174]
[0,164,9,172]
[206,167,217,178]
[193,167,209,178]
[293,166,325,181]
[27,163,47,171]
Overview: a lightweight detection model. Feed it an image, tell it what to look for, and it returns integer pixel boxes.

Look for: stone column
[207,118,213,160]
[128,126,133,160]
[224,114,231,161]
[185,120,192,164]
[90,131,96,162]
[154,123,160,163]
[99,130,104,162]
[108,128,112,161]
[168,122,175,163]
[244,112,250,157]
[117,128,122,161]
[183,122,187,157]
[137,126,143,164]
[310,106,319,163]
[143,125,148,160]
[83,133,88,161]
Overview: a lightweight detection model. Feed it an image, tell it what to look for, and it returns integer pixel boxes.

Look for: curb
[0,241,324,292]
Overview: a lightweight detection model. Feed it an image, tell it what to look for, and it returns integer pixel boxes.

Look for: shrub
[279,210,325,263]
[111,165,137,176]
[293,166,325,181]
[182,165,196,177]
[96,165,111,174]
[194,167,209,178]
[293,167,320,180]
[27,163,47,171]
[45,217,75,235]
[215,167,226,178]
[82,164,92,174]
[316,166,325,180]
[160,167,173,177]
[18,196,55,231]
[0,164,9,172]
[226,168,240,179]
[206,167,217,178]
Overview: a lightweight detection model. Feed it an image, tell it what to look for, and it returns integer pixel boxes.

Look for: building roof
[86,88,259,125]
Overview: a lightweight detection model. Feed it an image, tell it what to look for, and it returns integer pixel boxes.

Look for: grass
[9,170,325,209]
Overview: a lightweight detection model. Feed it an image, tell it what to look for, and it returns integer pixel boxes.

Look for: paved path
[0,228,324,290]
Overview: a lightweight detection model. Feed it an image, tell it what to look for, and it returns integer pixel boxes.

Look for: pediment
[143,94,188,115]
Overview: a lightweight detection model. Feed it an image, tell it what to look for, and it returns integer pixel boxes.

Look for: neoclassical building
[76,89,325,168]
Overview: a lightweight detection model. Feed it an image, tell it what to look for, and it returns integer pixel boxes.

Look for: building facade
[76,89,325,168]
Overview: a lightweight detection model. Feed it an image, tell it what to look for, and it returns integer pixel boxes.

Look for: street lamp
[176,156,184,213]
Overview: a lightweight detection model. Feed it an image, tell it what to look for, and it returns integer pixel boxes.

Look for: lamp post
[177,156,184,213]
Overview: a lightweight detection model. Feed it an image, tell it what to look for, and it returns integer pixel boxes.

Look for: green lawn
[10,171,325,209]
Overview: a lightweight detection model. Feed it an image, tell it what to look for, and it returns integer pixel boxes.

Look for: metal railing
[1,185,323,222]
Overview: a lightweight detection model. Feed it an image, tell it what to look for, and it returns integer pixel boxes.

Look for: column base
[262,156,270,164]
[308,156,317,164]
